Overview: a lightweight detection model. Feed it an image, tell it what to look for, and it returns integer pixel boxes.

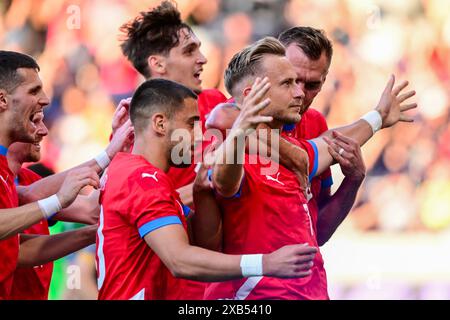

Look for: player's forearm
[322,119,373,147]
[0,203,47,240]
[177,183,194,207]
[17,225,97,267]
[18,157,105,205]
[311,120,373,178]
[191,188,223,251]
[316,176,363,246]
[212,129,245,197]
[53,191,100,225]
[168,244,242,282]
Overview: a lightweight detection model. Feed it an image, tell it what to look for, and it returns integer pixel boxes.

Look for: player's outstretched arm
[0,168,99,240]
[212,77,272,197]
[17,225,97,267]
[309,75,417,177]
[145,224,317,282]
[17,113,133,205]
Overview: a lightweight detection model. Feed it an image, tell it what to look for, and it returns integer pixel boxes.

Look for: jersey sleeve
[284,136,318,182]
[128,169,183,239]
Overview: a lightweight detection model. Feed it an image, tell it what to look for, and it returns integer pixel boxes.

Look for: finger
[253,98,271,113]
[382,74,395,95]
[327,145,345,163]
[332,131,358,148]
[250,82,271,105]
[399,114,414,122]
[397,90,415,103]
[249,115,273,124]
[400,103,417,112]
[393,80,409,96]
[295,254,316,264]
[247,77,262,99]
[295,246,318,255]
[295,261,314,271]
[293,270,312,278]
[250,77,269,98]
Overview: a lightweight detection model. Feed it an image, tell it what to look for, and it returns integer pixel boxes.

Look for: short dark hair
[224,37,285,97]
[130,78,197,132]
[0,50,40,92]
[278,26,333,66]
[120,0,193,78]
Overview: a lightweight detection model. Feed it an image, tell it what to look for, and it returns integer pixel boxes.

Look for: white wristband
[361,110,382,134]
[94,150,111,170]
[38,195,62,220]
[240,254,263,277]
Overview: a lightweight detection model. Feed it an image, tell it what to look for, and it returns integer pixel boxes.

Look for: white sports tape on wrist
[94,150,111,170]
[361,110,382,134]
[38,195,62,220]
[240,254,263,277]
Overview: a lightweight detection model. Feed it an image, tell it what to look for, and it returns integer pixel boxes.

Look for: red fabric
[10,168,52,300]
[0,155,19,300]
[204,138,329,300]
[167,89,228,190]
[96,153,200,300]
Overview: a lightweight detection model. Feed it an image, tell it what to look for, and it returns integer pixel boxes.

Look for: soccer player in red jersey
[200,37,416,299]
[7,136,106,299]
[119,1,228,204]
[96,78,319,300]
[0,51,100,299]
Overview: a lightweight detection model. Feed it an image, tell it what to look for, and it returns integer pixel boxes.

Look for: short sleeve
[128,168,182,238]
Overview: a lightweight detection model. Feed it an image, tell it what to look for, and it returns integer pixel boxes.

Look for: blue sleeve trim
[0,145,8,156]
[321,176,334,189]
[307,140,319,182]
[138,216,182,238]
[208,169,243,199]
[182,205,191,218]
[14,177,19,186]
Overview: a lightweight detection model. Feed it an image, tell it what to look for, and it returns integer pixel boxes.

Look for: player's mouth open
[193,70,203,83]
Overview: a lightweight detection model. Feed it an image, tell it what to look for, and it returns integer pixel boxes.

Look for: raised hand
[56,168,100,208]
[111,98,131,135]
[263,243,317,278]
[106,118,134,157]
[375,75,417,129]
[232,77,273,133]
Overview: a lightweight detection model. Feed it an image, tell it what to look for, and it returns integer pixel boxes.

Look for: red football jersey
[96,153,197,300]
[167,89,227,190]
[0,148,19,300]
[10,168,52,300]
[204,137,329,300]
[282,108,333,233]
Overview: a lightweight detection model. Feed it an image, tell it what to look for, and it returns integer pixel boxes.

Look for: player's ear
[242,86,252,97]
[148,55,166,76]
[0,90,8,112]
[151,113,167,135]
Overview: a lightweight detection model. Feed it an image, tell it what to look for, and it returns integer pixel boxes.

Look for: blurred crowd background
[1,0,449,299]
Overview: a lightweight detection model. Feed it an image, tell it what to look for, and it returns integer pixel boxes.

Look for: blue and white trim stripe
[138,216,182,238]
[307,140,319,182]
